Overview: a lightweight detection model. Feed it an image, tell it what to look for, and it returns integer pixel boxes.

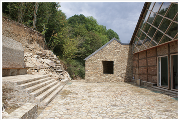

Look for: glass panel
[148,27,156,38]
[140,19,145,28]
[154,30,163,43]
[166,22,178,38]
[174,13,178,22]
[153,15,163,28]
[144,10,152,22]
[159,18,171,32]
[146,36,155,48]
[133,46,139,53]
[159,35,170,44]
[152,2,162,13]
[143,22,151,33]
[165,3,178,20]
[158,2,171,16]
[161,56,168,87]
[172,55,178,89]
[149,2,155,11]
[134,37,139,46]
[140,31,146,40]
[137,29,142,38]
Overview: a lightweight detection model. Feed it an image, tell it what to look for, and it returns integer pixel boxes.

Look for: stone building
[85,2,178,93]
[84,38,133,82]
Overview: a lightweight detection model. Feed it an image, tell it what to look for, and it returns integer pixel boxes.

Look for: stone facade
[132,40,178,84]
[85,38,133,82]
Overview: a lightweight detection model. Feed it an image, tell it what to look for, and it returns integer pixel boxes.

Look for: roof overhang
[130,2,151,45]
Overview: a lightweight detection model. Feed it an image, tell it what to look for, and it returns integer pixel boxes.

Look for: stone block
[139,75,147,81]
[2,35,25,69]
[136,79,141,86]
[139,51,146,59]
[147,48,156,57]
[133,60,138,67]
[170,41,178,53]
[8,103,38,119]
[157,44,168,56]
[139,67,147,74]
[148,66,157,75]
[147,57,156,66]
[139,59,146,67]
[2,68,27,77]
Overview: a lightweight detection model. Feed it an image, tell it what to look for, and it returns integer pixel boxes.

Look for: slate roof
[84,38,129,60]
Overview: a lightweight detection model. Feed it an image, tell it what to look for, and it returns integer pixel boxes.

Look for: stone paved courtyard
[37,80,178,119]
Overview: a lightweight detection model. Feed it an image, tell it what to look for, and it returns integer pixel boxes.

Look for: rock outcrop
[24,49,71,82]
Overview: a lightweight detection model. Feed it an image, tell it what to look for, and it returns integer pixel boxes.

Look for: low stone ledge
[6,103,38,119]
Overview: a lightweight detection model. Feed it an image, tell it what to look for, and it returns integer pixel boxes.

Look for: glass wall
[133,2,178,53]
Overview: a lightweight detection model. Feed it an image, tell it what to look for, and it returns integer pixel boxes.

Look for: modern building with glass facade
[130,2,178,91]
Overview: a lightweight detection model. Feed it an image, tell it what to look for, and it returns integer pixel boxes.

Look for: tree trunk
[33,2,38,29]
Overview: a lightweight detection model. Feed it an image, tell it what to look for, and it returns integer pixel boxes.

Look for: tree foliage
[2,2,120,79]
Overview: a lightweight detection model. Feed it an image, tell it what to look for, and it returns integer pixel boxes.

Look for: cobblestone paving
[37,81,178,119]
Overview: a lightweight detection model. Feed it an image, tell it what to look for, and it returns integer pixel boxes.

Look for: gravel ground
[37,80,178,119]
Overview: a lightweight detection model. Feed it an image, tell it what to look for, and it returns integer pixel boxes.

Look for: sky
[59,2,145,43]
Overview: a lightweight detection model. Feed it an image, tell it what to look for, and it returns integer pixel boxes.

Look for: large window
[133,2,178,53]
[102,61,114,74]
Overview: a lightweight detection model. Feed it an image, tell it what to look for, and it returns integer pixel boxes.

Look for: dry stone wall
[2,16,71,81]
[85,40,133,82]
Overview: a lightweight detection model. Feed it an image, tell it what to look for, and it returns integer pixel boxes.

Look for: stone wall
[132,40,178,84]
[2,35,27,76]
[85,39,133,82]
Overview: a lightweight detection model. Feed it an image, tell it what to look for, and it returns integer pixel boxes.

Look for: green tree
[106,29,120,40]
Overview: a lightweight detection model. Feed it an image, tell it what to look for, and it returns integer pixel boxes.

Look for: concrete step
[30,80,58,101]
[19,76,51,89]
[35,82,61,105]
[26,77,54,93]
[15,75,49,85]
[40,84,64,107]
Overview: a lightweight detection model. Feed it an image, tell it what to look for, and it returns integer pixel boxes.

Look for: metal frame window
[133,2,178,53]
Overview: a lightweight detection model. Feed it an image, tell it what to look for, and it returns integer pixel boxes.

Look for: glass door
[158,56,168,87]
[171,55,178,90]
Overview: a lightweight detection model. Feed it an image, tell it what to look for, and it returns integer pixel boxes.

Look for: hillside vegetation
[2,2,120,79]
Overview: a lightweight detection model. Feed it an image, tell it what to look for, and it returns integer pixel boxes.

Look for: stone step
[15,75,49,85]
[40,84,64,108]
[152,86,178,94]
[19,77,50,89]
[25,77,54,93]
[30,80,58,101]
[56,69,63,72]
[35,82,61,105]
[6,103,38,119]
[56,64,61,66]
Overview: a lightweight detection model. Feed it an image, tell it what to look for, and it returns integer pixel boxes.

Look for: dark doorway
[172,55,178,89]
[158,56,168,87]
[102,61,114,74]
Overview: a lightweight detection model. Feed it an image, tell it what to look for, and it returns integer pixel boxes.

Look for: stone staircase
[2,74,68,108]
